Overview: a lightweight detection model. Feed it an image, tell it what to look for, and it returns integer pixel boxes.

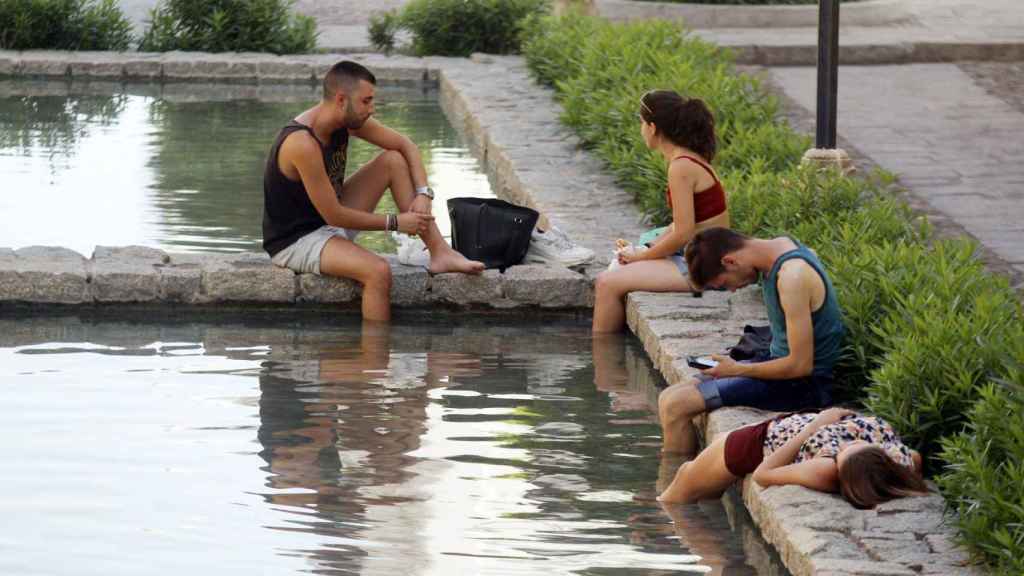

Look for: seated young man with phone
[658,227,845,454]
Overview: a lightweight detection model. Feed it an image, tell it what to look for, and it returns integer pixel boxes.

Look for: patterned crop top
[665,155,727,223]
[763,413,915,469]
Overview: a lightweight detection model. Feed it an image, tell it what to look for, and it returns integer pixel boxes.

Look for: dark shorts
[695,357,833,412]
[723,419,771,477]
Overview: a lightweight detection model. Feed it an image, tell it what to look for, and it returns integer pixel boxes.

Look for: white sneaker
[525,226,595,268]
[394,233,430,267]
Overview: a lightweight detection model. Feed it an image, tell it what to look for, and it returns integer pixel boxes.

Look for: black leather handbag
[447,197,539,271]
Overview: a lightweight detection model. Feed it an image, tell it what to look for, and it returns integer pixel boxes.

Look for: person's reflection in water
[591,333,653,414]
[593,334,761,575]
[255,321,481,574]
[658,499,763,576]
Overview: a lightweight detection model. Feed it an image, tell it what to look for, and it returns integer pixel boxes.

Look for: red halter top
[665,155,727,223]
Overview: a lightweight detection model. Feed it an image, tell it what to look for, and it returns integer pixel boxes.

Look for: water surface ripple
[0,315,787,575]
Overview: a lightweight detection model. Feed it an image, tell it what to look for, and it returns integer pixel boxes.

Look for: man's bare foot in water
[428,246,485,275]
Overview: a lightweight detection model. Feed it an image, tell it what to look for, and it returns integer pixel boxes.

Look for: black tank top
[262,121,349,256]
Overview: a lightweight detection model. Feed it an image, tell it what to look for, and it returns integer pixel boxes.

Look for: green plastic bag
[638,226,668,247]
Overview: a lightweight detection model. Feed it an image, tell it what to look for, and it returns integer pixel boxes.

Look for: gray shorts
[270,225,360,275]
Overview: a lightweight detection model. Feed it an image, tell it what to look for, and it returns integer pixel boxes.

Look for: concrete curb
[0,247,592,310]
[625,290,985,576]
[596,0,914,29]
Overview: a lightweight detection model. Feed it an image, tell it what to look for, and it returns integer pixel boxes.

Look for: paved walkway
[119,0,408,51]
[691,0,1024,63]
[766,63,1024,290]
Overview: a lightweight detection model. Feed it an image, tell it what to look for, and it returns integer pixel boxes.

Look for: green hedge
[939,371,1024,576]
[521,13,1024,571]
[139,0,316,54]
[368,0,548,57]
[0,0,133,50]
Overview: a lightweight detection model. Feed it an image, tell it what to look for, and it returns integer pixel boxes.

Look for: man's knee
[362,257,392,290]
[381,149,408,174]
[658,381,704,421]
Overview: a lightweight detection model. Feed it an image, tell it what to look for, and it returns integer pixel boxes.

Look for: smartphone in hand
[686,355,719,370]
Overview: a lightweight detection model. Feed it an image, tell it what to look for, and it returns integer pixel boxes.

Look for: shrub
[370,0,548,57]
[522,13,1024,570]
[0,0,133,51]
[367,10,401,55]
[939,369,1024,575]
[139,0,317,54]
[863,242,1023,464]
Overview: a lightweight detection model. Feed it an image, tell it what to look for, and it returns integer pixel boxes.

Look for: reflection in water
[0,315,788,575]
[0,83,492,255]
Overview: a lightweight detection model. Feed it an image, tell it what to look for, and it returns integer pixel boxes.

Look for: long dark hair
[837,446,928,509]
[639,89,717,162]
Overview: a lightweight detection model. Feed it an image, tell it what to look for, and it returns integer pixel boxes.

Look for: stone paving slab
[0,247,90,304]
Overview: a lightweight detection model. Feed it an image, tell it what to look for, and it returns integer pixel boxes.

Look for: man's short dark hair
[684,227,749,288]
[323,60,377,100]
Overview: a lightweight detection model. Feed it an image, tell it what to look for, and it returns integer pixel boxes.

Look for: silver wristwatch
[416,186,435,200]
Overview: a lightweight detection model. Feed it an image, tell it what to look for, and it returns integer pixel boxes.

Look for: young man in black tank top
[263,61,484,322]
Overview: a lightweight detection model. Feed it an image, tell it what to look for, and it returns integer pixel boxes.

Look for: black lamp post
[815,0,840,149]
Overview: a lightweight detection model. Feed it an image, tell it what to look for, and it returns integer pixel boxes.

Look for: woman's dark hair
[837,446,928,509]
[640,90,717,162]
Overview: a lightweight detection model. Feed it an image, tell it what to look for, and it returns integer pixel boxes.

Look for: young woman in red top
[593,90,730,332]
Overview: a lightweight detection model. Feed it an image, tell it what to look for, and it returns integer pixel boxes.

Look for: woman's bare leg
[592,259,692,333]
[659,433,738,504]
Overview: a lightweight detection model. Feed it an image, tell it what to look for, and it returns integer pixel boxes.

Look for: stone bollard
[800,147,855,175]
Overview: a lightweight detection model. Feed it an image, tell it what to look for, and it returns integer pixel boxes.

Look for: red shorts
[723,420,771,477]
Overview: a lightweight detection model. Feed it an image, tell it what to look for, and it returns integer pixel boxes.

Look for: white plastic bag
[606,240,636,271]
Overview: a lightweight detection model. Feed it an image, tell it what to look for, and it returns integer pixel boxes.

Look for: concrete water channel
[0,49,981,576]
[0,52,792,575]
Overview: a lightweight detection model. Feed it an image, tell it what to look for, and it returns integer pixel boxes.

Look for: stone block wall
[0,246,591,310]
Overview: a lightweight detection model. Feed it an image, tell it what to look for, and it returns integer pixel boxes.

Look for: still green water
[0,82,492,255]
[0,314,788,576]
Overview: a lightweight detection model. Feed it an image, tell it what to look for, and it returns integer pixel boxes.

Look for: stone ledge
[0,51,446,85]
[0,247,591,310]
[625,289,985,576]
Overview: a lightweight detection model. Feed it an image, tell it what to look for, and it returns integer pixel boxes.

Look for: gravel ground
[958,62,1024,115]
